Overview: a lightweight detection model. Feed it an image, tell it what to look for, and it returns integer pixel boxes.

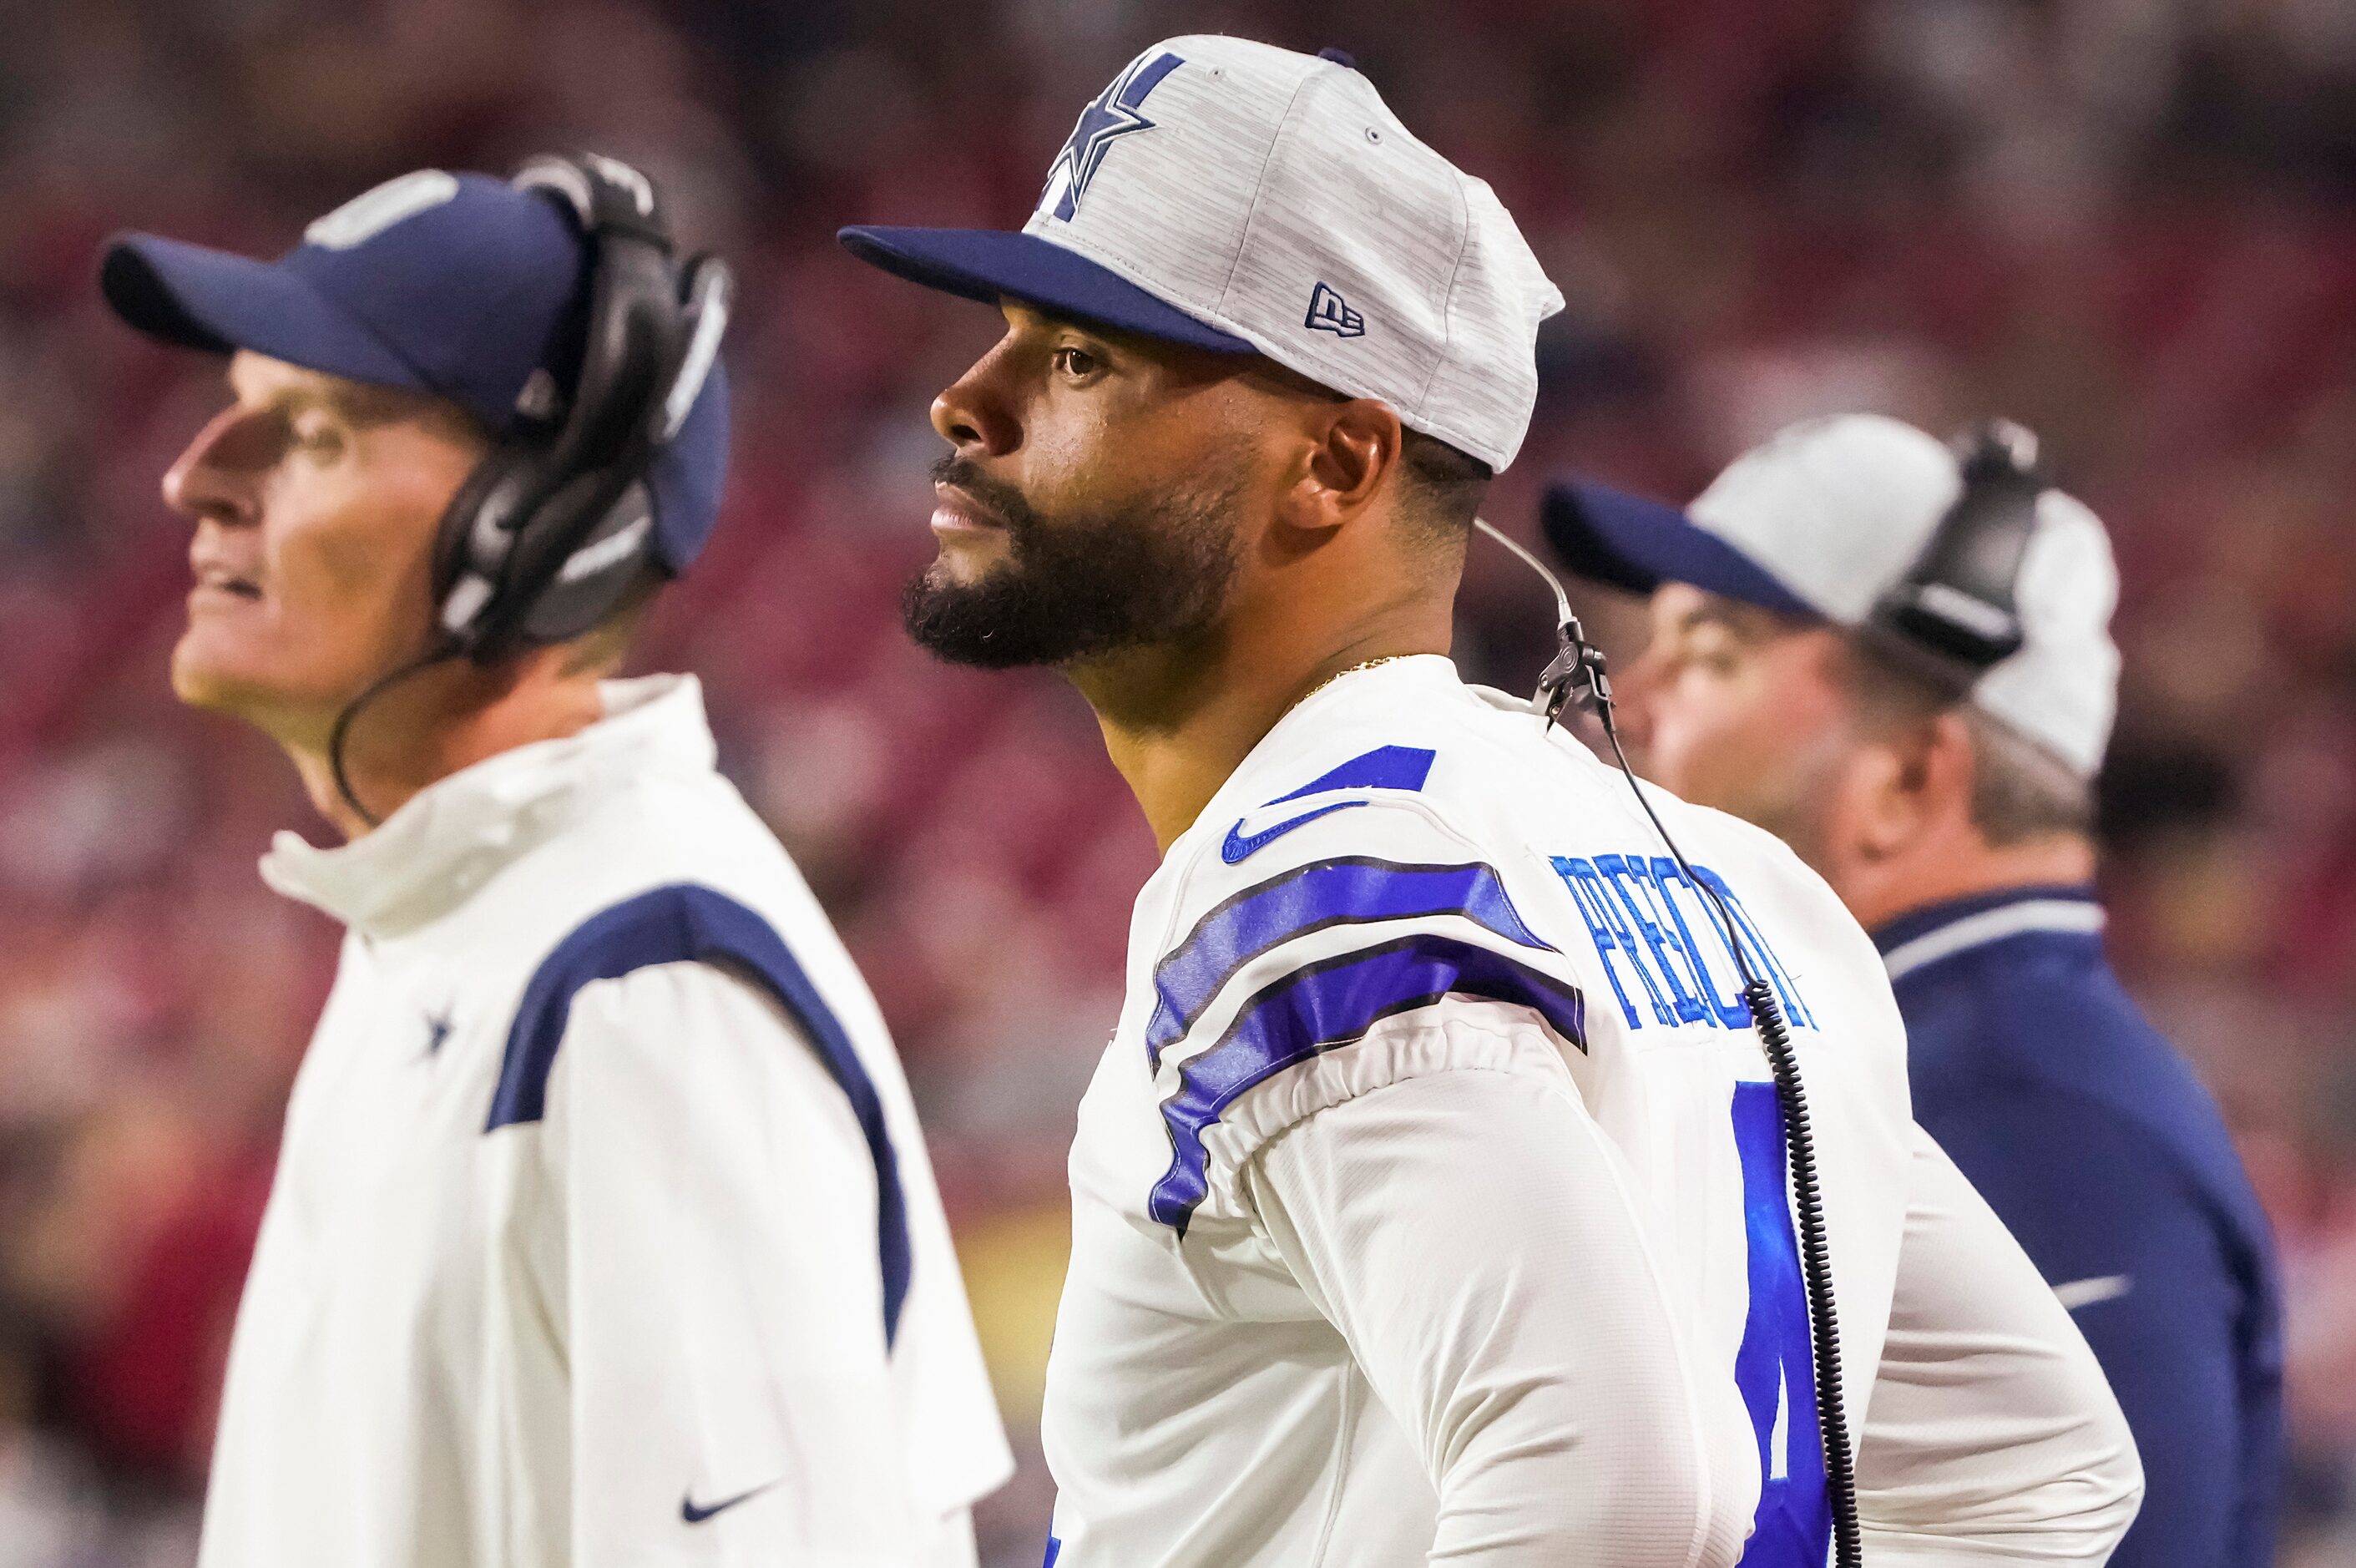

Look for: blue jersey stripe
[1146,933,1587,1234]
[488,883,912,1346]
[1146,857,1554,1069]
[1267,744,1436,802]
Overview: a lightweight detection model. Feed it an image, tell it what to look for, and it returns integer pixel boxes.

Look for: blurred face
[162,352,487,738]
[1617,583,1859,863]
[907,301,1277,668]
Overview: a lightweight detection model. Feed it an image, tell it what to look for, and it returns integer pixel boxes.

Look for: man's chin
[900,566,1073,670]
[169,640,294,726]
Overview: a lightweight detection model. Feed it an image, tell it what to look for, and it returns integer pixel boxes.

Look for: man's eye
[1053,346,1100,378]
[1682,632,1743,678]
[291,416,346,458]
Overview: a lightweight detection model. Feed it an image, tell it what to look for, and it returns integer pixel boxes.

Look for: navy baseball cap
[100,167,730,574]
[1540,478,1816,619]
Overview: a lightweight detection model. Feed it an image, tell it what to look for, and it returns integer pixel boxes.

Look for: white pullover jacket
[200,675,1010,1568]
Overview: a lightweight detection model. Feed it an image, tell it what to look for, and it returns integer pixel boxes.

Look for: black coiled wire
[1595,696,1864,1568]
[1406,518,1866,1561]
[1739,974,1863,1568]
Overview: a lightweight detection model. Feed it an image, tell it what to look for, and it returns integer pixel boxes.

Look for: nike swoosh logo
[2053,1274,2132,1311]
[680,1478,781,1524]
[1220,801,1366,864]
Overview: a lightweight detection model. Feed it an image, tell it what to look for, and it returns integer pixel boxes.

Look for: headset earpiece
[1867,419,2044,688]
[430,151,728,662]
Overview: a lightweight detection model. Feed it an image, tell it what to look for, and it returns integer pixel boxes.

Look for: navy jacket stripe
[488,883,912,1346]
[1147,933,1586,1235]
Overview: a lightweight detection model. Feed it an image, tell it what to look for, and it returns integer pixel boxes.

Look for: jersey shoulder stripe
[487,882,912,1343]
[1147,856,1554,1069]
[1267,743,1436,802]
[1147,930,1587,1234]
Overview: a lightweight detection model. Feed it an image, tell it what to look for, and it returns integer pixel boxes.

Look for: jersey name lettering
[1549,854,1813,1032]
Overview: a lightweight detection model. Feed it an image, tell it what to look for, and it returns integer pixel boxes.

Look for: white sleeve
[537,960,962,1567]
[1242,1064,1754,1567]
[1856,1125,2144,1562]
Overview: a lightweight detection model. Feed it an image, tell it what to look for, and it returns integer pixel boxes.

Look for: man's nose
[929,347,1021,458]
[162,405,261,526]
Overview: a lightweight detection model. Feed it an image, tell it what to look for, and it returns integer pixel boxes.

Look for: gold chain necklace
[1297,653,1414,709]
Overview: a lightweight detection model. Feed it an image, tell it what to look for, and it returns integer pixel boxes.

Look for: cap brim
[99,234,426,392]
[1541,478,1818,620]
[837,226,1256,354]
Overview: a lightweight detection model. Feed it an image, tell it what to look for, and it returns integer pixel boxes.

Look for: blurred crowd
[0,0,2352,1561]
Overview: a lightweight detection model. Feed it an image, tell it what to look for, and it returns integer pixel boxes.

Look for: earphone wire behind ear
[1474,515,1866,1568]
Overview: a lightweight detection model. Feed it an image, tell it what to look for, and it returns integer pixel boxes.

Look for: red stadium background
[0,1,2352,1561]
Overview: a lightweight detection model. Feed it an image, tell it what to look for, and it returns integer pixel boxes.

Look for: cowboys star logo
[1039,52,1186,223]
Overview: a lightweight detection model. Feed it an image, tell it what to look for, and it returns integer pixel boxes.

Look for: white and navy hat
[839,37,1564,471]
[1545,413,2123,778]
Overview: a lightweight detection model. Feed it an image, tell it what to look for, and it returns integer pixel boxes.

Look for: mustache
[931,455,1043,539]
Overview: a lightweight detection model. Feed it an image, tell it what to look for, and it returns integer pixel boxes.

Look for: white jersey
[202,675,1010,1568]
[1043,655,2139,1566]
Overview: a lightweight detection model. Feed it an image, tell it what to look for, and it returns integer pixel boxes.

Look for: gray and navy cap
[99,167,731,574]
[840,37,1565,472]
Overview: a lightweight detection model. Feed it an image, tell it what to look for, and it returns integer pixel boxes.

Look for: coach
[99,159,1008,1565]
[1545,412,2283,1567]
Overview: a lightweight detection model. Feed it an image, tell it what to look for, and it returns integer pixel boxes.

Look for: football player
[844,37,2141,1566]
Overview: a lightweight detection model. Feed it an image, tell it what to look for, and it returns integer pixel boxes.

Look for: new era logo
[1305,282,1364,337]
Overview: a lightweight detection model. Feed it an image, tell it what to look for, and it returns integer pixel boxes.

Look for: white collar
[259,674,716,938]
[1179,654,1466,844]
[1881,896,2106,984]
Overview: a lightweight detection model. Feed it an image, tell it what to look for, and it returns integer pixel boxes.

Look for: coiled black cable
[1466,518,1866,1560]
[1594,693,1863,1568]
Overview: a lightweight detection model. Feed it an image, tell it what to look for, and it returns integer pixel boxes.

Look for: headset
[1477,517,1867,1568]
[1866,418,2045,690]
[331,151,735,827]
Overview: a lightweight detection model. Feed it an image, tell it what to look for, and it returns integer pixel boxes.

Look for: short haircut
[556,559,670,677]
[1395,427,1493,549]
[1837,636,2095,845]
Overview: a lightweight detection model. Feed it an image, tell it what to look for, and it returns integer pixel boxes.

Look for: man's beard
[902,455,1244,669]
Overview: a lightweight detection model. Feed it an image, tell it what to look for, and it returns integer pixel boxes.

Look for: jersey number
[1732,1081,1831,1566]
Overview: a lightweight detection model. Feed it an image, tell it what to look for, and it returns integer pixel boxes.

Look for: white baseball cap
[838,38,1565,471]
[1543,413,2123,778]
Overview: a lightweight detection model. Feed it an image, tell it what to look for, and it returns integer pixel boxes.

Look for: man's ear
[1853,710,1975,861]
[1281,397,1402,538]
